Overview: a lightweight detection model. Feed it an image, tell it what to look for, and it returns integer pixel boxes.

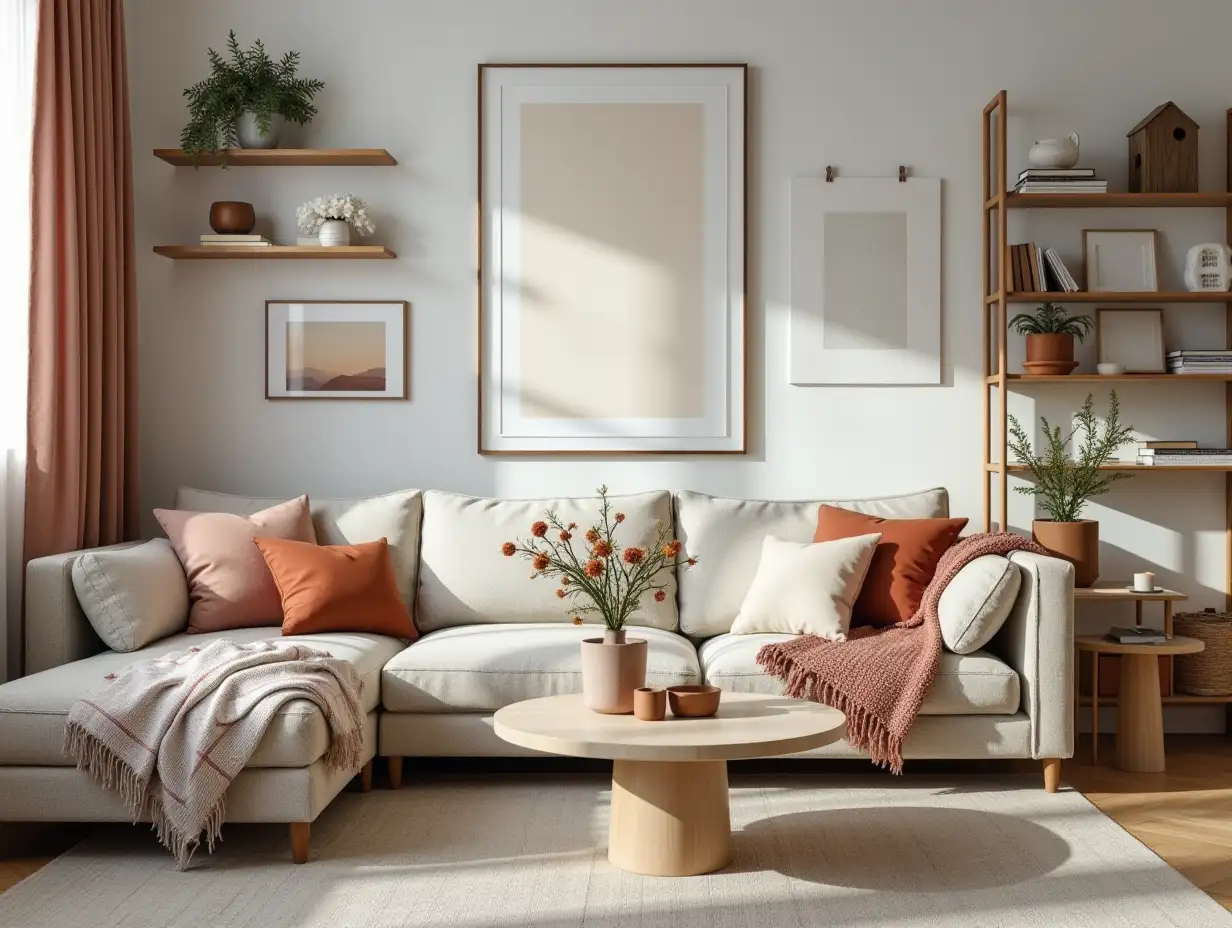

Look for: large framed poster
[478,64,747,453]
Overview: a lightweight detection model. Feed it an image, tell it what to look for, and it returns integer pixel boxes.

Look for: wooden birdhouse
[1127,102,1199,193]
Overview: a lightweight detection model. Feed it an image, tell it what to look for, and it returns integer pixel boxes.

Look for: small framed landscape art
[266,300,408,400]
[478,63,746,453]
[1083,229,1159,292]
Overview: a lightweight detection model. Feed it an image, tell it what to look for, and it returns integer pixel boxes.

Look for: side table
[1074,634,1205,773]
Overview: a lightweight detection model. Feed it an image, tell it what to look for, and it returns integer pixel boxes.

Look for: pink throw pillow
[155,496,318,633]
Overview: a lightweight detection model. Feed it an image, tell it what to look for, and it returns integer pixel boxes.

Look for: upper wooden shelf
[153,148,396,167]
[986,192,1232,209]
[989,373,1232,383]
[989,291,1227,304]
[153,245,395,260]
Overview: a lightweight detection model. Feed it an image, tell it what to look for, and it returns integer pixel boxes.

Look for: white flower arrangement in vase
[296,193,376,247]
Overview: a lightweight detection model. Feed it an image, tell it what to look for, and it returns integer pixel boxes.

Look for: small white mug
[1133,571,1156,592]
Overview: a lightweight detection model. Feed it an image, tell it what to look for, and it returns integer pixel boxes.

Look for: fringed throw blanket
[65,639,365,869]
[757,532,1050,774]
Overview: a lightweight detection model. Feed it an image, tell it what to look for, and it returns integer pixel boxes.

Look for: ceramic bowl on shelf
[667,685,722,718]
[1097,362,1126,376]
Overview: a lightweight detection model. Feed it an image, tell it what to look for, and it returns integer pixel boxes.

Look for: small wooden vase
[1023,333,1078,376]
[208,201,256,235]
[580,629,647,715]
[1033,518,1099,587]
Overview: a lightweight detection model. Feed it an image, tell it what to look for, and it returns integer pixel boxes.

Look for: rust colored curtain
[23,0,138,565]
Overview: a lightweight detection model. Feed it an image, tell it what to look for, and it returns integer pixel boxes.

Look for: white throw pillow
[71,539,189,652]
[730,533,882,640]
[938,555,1022,654]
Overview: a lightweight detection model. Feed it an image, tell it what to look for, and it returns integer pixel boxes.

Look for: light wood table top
[1075,634,1205,656]
[493,692,845,762]
[1074,583,1187,602]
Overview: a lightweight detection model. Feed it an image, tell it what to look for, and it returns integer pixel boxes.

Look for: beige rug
[0,775,1226,927]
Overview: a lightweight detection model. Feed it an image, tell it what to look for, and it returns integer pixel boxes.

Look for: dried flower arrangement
[295,194,376,236]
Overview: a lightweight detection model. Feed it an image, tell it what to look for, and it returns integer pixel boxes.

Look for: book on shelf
[1017,168,1096,180]
[1137,455,1232,466]
[199,234,271,246]
[1015,181,1107,191]
[1139,440,1199,450]
[1107,627,1168,645]
[1138,448,1231,456]
[1008,243,1078,292]
[1168,350,1232,357]
[1044,247,1079,292]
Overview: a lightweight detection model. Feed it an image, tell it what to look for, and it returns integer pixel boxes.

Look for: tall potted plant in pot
[1007,392,1135,586]
[502,486,696,714]
[181,31,325,162]
[1009,302,1094,375]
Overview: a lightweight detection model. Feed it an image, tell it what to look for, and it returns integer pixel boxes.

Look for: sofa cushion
[71,539,188,652]
[0,627,403,767]
[697,633,1020,715]
[674,488,950,637]
[939,555,1022,654]
[417,490,679,633]
[174,487,424,615]
[381,623,699,712]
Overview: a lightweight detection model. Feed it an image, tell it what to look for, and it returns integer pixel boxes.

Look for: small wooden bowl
[209,200,256,234]
[667,684,721,718]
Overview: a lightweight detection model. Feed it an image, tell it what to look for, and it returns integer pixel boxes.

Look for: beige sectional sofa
[0,486,1075,863]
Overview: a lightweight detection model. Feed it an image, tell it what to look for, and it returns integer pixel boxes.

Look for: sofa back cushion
[417,490,679,632]
[174,487,423,615]
[71,539,189,652]
[674,488,950,638]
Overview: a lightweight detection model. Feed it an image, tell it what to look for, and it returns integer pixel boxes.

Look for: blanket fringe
[151,794,226,871]
[63,721,149,818]
[757,645,904,774]
[323,725,364,774]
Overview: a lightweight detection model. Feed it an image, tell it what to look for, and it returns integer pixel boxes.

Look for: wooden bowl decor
[208,200,256,235]
[667,684,722,718]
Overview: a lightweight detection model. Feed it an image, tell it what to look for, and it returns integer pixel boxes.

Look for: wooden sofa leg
[1043,758,1061,793]
[290,822,310,864]
[388,755,404,790]
[359,760,373,793]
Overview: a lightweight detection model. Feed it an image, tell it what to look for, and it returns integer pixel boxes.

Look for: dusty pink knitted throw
[757,532,1050,773]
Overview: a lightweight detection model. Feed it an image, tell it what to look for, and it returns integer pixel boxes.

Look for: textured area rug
[1,775,1227,927]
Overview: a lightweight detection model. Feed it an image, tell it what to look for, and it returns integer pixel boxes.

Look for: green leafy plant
[180,31,324,164]
[1008,302,1094,341]
[1007,392,1135,522]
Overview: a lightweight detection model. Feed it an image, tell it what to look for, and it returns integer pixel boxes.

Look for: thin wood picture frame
[265,300,410,400]
[477,62,748,454]
[1083,229,1160,292]
[1096,307,1165,373]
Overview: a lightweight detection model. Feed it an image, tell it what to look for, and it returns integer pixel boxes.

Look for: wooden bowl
[667,684,721,718]
[208,200,256,234]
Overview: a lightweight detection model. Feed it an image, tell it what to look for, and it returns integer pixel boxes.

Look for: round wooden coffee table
[493,692,845,876]
[1075,634,1205,773]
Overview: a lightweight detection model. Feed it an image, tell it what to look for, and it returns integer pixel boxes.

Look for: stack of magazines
[1137,440,1232,466]
[199,234,272,247]
[1015,168,1108,195]
[1167,350,1232,374]
[1107,627,1167,645]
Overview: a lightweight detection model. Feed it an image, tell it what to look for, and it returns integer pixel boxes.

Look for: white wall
[127,0,1232,725]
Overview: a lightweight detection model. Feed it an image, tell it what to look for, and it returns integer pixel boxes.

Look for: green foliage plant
[1008,302,1094,341]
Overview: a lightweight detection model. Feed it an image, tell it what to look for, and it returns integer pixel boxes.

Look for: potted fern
[1007,392,1135,586]
[1009,302,1094,375]
[181,32,324,163]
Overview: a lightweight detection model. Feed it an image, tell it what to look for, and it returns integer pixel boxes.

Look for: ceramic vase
[236,112,282,149]
[580,628,647,714]
[1032,519,1099,587]
[1028,133,1080,170]
[318,219,351,247]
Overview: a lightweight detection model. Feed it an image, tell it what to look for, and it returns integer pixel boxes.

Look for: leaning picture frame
[1083,229,1160,293]
[1096,307,1165,373]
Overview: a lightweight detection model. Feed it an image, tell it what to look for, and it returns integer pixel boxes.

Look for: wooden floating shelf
[997,462,1232,473]
[153,148,396,166]
[988,373,1232,384]
[988,291,1228,304]
[153,245,396,260]
[986,192,1232,210]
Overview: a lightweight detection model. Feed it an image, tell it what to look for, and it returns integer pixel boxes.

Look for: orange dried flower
[594,540,613,558]
[585,528,600,544]
[567,522,578,530]
[584,558,604,578]
[559,530,572,542]
[556,588,566,599]
[687,558,697,566]
[533,553,550,571]
[572,616,584,626]
[531,521,548,538]
[561,576,570,585]
[623,547,645,565]
[501,542,516,557]
[662,540,682,559]
[654,590,666,602]
[614,512,626,523]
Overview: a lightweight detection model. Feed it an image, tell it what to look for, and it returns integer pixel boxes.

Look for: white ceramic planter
[236,112,282,149]
[580,629,647,714]
[318,219,351,247]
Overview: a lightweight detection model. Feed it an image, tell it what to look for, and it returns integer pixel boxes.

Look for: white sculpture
[1183,243,1232,292]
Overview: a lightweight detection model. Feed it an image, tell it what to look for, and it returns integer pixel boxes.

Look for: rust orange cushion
[253,536,418,639]
[813,505,968,627]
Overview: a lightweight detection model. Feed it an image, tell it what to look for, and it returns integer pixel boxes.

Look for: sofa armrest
[24,543,137,673]
[993,551,1075,760]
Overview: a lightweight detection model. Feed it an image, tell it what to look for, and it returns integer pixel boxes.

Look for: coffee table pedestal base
[609,759,732,876]
[1117,652,1167,773]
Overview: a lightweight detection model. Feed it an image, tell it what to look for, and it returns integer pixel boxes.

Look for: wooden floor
[2,737,1229,910]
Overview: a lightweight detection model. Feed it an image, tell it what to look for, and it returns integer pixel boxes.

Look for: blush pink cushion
[154,496,318,633]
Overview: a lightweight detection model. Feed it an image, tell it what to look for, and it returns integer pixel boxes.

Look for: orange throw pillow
[254,537,418,639]
[813,505,967,628]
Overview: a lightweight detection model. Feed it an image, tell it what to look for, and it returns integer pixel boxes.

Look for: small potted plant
[296,194,376,246]
[502,486,695,714]
[1008,392,1135,586]
[1009,302,1094,375]
[181,31,325,163]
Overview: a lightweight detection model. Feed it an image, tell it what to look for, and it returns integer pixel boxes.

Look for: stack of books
[1167,350,1232,374]
[199,234,272,247]
[1009,243,1080,292]
[1136,440,1232,466]
[1107,626,1168,645]
[1015,168,1108,194]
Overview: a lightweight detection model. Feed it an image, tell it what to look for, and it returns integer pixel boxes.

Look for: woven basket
[1173,609,1232,696]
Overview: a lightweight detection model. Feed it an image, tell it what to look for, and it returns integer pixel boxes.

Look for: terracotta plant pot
[208,201,256,235]
[580,629,647,714]
[633,686,667,721]
[1023,333,1078,376]
[1033,519,1099,587]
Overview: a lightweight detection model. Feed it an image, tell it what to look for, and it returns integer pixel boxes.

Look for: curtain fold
[23,0,138,668]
